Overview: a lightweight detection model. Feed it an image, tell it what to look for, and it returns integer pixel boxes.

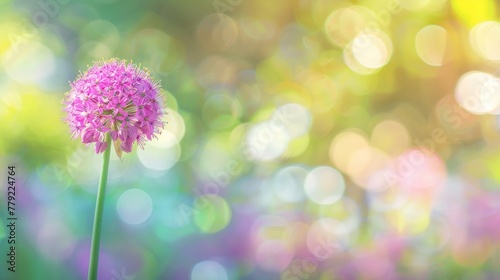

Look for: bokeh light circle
[80,20,120,57]
[345,146,390,191]
[318,197,361,232]
[454,71,500,115]
[36,220,76,261]
[129,28,185,74]
[371,120,411,155]
[351,33,392,70]
[3,41,55,84]
[245,121,291,162]
[137,143,181,171]
[329,130,369,173]
[202,93,242,130]
[304,166,345,205]
[149,109,186,149]
[194,195,232,234]
[197,14,238,51]
[191,260,228,280]
[117,189,153,225]
[272,103,312,138]
[416,25,447,66]
[469,21,500,62]
[369,186,409,212]
[255,239,294,272]
[324,6,372,48]
[306,218,351,259]
[272,165,308,203]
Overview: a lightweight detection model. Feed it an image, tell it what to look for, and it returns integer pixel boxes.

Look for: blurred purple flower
[63,59,165,156]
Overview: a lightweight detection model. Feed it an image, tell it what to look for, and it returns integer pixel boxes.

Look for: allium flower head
[63,59,165,156]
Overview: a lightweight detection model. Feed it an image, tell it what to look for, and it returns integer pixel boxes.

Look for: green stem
[88,133,112,280]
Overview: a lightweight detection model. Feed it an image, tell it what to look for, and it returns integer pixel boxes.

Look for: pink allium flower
[63,59,165,155]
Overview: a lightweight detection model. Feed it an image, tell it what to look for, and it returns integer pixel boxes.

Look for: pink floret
[63,59,165,154]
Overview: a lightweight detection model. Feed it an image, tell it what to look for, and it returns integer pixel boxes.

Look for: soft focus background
[1,0,500,279]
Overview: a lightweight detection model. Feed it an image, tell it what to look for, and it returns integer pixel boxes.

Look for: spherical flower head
[63,59,166,156]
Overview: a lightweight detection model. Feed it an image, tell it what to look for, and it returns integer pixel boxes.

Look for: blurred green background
[1,0,500,279]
